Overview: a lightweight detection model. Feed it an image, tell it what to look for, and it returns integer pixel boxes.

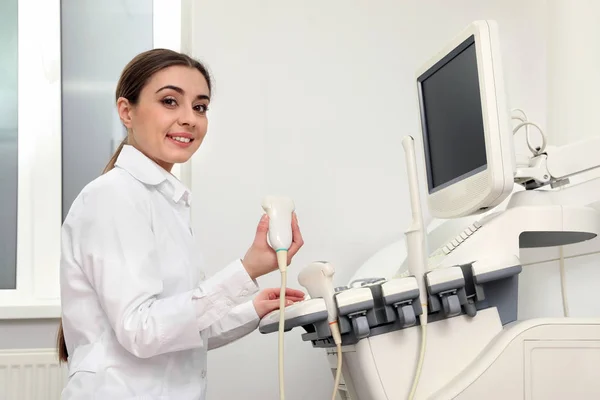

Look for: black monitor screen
[417,35,487,193]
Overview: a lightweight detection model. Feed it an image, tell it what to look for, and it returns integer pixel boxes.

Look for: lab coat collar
[162,169,192,206]
[115,145,192,206]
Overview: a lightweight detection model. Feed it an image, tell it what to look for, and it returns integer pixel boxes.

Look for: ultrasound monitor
[415,20,515,219]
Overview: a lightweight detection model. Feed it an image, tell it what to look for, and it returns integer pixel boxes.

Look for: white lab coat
[60,145,261,399]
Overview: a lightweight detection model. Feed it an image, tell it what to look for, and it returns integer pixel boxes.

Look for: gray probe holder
[260,259,522,349]
[300,282,423,348]
[425,273,468,318]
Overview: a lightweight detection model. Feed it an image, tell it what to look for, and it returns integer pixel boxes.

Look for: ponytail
[56,322,68,363]
[102,136,128,174]
[56,136,129,363]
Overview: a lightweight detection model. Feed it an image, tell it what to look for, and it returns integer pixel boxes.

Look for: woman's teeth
[170,136,191,143]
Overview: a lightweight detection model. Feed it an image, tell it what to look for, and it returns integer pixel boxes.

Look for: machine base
[325,309,600,399]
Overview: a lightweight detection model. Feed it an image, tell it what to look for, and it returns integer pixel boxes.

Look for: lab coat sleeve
[191,259,260,328]
[207,300,260,350]
[70,186,259,359]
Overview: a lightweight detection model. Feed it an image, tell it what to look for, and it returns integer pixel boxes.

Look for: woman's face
[117,65,211,171]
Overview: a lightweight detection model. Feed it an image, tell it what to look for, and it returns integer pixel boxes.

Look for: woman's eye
[162,98,177,106]
[194,104,209,113]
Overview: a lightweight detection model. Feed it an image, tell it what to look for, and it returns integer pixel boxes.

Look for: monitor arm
[514,137,600,190]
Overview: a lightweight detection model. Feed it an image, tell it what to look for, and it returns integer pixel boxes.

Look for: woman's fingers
[287,213,304,259]
[266,289,304,302]
[265,299,294,311]
[284,288,305,297]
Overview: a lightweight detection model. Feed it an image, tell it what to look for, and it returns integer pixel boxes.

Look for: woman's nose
[178,107,196,127]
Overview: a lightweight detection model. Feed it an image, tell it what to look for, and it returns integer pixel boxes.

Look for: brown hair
[56,48,213,363]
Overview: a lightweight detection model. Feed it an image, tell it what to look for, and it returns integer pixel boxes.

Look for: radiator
[0,349,67,400]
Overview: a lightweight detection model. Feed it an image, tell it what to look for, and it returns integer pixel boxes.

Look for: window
[0,0,63,318]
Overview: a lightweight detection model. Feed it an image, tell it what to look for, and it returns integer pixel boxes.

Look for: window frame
[0,0,62,319]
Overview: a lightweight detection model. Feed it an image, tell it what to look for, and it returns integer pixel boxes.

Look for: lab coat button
[201,370,206,378]
[241,289,248,296]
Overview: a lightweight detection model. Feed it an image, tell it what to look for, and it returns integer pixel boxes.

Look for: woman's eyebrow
[156,85,210,101]
[156,85,184,95]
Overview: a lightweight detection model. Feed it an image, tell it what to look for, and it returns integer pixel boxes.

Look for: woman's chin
[163,142,198,163]
[166,152,193,165]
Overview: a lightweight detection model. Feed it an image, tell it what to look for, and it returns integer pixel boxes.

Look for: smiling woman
[56,48,305,399]
[57,49,303,400]
[59,47,219,379]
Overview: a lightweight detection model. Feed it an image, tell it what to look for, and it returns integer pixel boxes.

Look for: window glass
[0,0,18,290]
[61,0,154,219]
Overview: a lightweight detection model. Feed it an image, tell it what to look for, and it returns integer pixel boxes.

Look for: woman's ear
[117,97,133,129]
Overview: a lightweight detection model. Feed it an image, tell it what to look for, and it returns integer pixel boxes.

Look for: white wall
[546,0,600,146]
[519,0,600,320]
[189,1,549,399]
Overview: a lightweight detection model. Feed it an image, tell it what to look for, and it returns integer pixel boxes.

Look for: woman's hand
[253,287,305,319]
[242,213,304,280]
